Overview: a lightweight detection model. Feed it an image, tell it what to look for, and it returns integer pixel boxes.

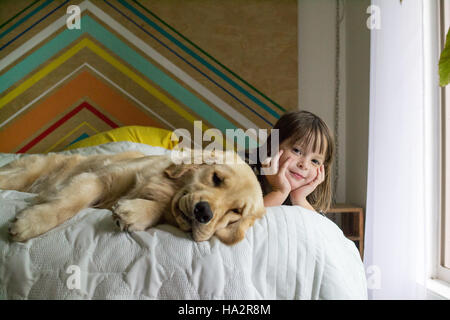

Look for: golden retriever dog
[0,149,265,245]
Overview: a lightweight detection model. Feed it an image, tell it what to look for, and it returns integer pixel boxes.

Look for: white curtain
[364,0,441,299]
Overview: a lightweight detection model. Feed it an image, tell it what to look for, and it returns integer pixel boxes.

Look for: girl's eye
[292,147,301,154]
[312,159,321,165]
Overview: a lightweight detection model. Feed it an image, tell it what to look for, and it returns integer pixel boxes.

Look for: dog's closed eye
[231,208,241,214]
[212,172,223,187]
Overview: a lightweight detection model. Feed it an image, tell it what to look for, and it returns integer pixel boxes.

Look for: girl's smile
[289,170,305,180]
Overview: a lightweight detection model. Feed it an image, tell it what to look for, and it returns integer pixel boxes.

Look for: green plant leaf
[439,28,450,87]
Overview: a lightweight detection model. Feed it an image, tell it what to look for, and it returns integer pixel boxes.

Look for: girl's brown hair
[258,110,335,212]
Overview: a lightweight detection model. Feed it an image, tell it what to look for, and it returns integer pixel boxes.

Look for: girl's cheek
[282,153,293,165]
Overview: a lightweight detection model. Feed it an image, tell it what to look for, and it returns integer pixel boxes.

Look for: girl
[246,110,335,214]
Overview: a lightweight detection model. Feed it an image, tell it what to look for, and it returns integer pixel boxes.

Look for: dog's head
[164,149,265,245]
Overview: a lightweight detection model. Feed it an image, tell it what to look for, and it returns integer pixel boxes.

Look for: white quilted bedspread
[0,142,368,300]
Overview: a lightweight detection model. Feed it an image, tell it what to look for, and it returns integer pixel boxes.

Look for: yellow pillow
[65,126,178,150]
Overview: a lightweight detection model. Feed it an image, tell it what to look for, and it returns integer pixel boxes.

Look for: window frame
[438,0,450,284]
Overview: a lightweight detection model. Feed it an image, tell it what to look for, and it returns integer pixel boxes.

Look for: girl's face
[278,139,327,191]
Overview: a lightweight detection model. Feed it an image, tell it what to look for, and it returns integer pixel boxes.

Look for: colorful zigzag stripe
[0,0,285,153]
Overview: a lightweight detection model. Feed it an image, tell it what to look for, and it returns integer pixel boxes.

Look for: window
[439,0,450,284]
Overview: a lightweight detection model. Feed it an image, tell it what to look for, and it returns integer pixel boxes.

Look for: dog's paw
[9,215,38,242]
[8,207,55,242]
[111,200,150,232]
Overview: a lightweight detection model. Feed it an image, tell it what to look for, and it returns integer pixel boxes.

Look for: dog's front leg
[112,199,165,232]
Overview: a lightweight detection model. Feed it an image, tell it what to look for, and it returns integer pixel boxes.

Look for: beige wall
[298,0,370,208]
[344,0,370,209]
[298,0,347,203]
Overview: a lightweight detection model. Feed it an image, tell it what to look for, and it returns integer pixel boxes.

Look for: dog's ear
[215,204,266,245]
[215,215,256,245]
[164,163,199,179]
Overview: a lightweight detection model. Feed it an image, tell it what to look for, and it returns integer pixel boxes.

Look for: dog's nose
[193,201,213,224]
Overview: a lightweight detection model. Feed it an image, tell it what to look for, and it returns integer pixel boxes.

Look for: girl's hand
[290,164,325,205]
[262,150,292,196]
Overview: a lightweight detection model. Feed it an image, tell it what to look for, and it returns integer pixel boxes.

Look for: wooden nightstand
[324,204,365,260]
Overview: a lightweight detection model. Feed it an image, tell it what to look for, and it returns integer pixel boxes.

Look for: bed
[0,141,368,299]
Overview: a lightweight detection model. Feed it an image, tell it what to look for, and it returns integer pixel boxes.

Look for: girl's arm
[263,190,289,207]
[262,150,292,207]
[290,165,325,212]
[291,197,316,211]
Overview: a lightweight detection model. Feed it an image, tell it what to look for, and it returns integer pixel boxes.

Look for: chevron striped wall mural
[0,0,297,153]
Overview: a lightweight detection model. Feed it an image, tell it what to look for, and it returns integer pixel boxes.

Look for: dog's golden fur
[0,150,265,245]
